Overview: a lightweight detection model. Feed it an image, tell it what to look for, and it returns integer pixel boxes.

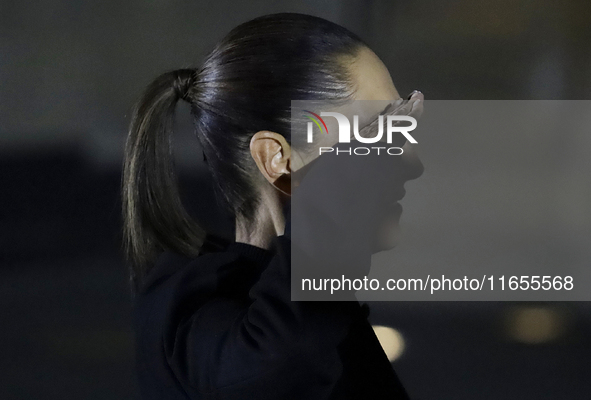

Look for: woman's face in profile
[310,46,425,252]
[351,47,424,251]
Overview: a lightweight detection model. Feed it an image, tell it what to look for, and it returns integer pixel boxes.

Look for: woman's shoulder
[133,236,278,368]
[134,236,275,316]
[137,247,237,297]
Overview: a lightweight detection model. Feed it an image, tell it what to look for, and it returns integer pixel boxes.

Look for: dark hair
[122,13,365,285]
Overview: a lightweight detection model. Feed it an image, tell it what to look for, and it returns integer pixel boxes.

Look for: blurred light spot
[505,306,567,344]
[372,325,405,361]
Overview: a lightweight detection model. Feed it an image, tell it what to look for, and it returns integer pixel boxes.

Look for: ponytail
[122,69,205,285]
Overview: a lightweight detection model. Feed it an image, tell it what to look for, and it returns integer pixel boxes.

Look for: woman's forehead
[350,47,400,102]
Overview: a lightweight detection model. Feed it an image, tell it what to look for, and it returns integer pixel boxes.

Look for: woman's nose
[401,141,424,181]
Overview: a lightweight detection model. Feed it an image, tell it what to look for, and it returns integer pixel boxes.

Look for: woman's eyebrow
[380,101,396,115]
[376,98,404,117]
[357,98,406,134]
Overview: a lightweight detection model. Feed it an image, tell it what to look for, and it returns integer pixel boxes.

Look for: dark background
[1,1,590,399]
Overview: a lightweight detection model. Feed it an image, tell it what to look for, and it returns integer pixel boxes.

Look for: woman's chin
[371,205,402,253]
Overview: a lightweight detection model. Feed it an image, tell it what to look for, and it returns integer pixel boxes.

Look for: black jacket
[133,234,409,399]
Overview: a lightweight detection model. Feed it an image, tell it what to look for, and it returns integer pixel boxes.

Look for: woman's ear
[250,131,292,195]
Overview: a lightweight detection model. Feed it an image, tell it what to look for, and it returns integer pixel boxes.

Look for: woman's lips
[391,188,406,203]
[376,189,405,210]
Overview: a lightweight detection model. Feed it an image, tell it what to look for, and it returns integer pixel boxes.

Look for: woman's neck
[235,189,286,249]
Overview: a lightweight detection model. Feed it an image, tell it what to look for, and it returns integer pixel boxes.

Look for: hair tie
[173,69,195,102]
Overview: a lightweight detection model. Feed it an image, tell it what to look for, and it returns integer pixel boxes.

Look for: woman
[123,13,423,399]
